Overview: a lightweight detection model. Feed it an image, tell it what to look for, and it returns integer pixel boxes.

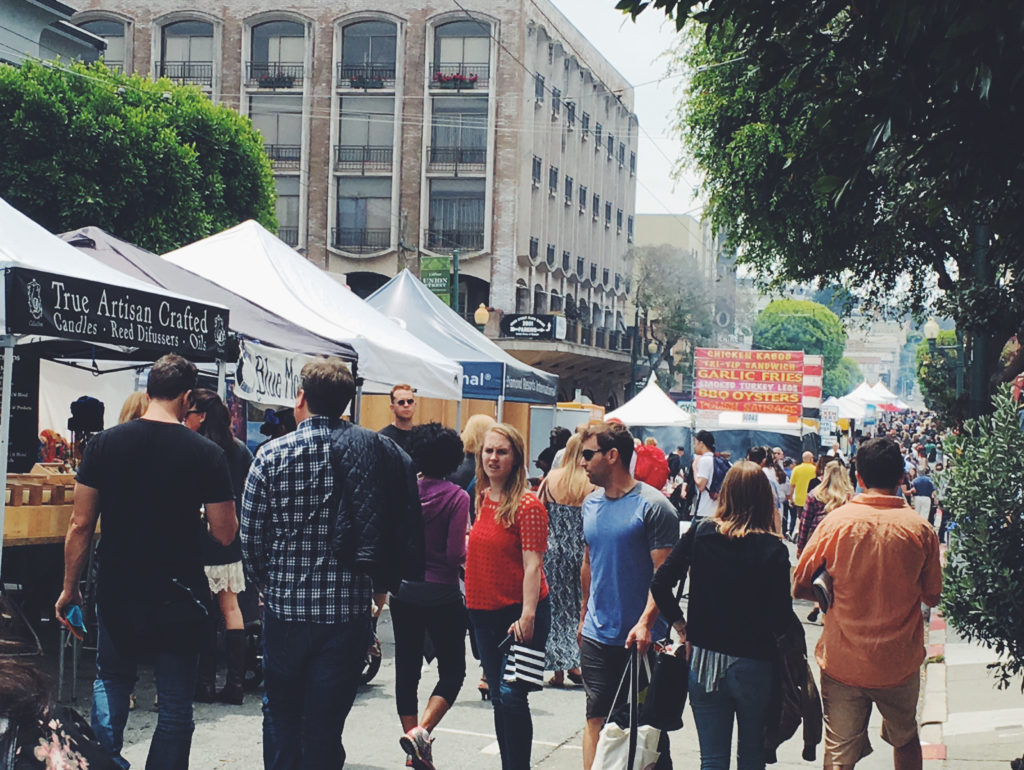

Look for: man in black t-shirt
[56,354,236,770]
[379,382,416,453]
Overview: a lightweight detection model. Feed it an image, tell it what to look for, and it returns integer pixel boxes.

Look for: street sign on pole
[421,256,451,305]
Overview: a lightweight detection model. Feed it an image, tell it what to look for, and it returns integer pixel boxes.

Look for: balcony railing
[277,226,299,246]
[157,60,212,86]
[425,228,484,252]
[334,145,393,172]
[338,64,397,89]
[426,146,486,174]
[331,227,390,254]
[430,62,489,88]
[246,62,305,88]
[265,144,301,167]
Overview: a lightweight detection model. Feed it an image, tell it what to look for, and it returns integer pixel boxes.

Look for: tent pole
[353,384,363,425]
[496,363,506,422]
[456,399,462,432]
[0,337,15,578]
[217,359,227,401]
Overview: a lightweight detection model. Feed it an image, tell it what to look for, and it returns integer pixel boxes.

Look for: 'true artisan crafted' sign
[5,268,230,358]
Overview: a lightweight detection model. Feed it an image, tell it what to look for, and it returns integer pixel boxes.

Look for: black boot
[217,629,245,705]
[194,626,217,703]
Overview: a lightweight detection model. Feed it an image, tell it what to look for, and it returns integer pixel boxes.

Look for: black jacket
[327,421,425,592]
[763,611,823,763]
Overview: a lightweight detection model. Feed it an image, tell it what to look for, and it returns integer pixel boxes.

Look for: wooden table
[3,503,75,546]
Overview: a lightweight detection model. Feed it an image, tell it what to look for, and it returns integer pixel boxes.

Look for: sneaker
[399,726,435,770]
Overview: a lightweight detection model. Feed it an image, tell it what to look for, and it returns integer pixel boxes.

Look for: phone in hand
[497,634,515,655]
[63,604,86,641]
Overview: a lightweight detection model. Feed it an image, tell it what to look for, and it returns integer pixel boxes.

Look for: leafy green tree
[753,298,844,361]
[824,356,862,399]
[941,385,1024,689]
[0,60,276,252]
[614,0,1024,405]
[916,330,963,418]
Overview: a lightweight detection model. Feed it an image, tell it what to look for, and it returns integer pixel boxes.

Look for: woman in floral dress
[537,434,595,686]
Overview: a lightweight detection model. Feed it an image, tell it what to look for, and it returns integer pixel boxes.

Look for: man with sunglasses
[577,421,678,770]
[380,383,417,454]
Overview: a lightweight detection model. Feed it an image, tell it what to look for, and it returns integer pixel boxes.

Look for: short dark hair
[550,426,571,448]
[695,429,715,450]
[856,437,904,490]
[147,354,197,400]
[301,358,355,417]
[390,383,415,402]
[409,422,464,479]
[582,421,634,469]
[746,446,768,465]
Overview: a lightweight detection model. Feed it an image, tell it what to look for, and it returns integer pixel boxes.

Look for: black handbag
[639,647,689,732]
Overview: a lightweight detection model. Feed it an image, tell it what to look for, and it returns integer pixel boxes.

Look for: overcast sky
[550,0,703,217]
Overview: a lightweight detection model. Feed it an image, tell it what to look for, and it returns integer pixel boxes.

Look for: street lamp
[473,303,490,332]
[923,317,964,404]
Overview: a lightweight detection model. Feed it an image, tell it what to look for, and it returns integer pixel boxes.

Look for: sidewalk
[923,611,1024,769]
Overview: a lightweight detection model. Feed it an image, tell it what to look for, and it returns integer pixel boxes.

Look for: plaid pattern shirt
[241,416,372,623]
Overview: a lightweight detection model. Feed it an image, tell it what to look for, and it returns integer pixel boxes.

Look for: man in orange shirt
[794,437,942,770]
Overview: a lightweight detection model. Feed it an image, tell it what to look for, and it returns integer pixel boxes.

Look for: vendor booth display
[162,221,463,401]
[605,378,693,451]
[366,270,558,417]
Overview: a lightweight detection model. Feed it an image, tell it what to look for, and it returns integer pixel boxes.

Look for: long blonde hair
[713,461,779,539]
[475,424,528,528]
[118,392,149,424]
[546,434,593,507]
[461,413,497,455]
[814,461,854,513]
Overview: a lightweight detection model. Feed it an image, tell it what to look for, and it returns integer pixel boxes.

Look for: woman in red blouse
[465,424,550,770]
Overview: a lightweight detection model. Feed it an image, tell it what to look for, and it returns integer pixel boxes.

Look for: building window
[78,19,125,70]
[562,250,571,271]
[534,73,545,102]
[340,20,397,86]
[605,201,612,227]
[428,96,487,171]
[159,20,213,86]
[616,208,623,233]
[550,290,562,312]
[248,20,305,87]
[427,178,485,251]
[579,184,587,212]
[627,215,634,243]
[250,94,303,166]
[566,102,575,130]
[564,175,573,205]
[529,237,539,259]
[275,175,300,246]
[337,96,394,171]
[595,122,602,147]
[576,256,585,277]
[434,20,490,86]
[548,165,558,194]
[592,193,600,220]
[581,111,590,138]
[545,243,555,265]
[618,142,626,167]
[335,177,391,253]
[629,150,636,176]
[551,87,561,117]
[532,155,542,186]
[607,133,614,159]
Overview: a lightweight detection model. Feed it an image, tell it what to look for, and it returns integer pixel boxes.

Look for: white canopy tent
[847,381,889,405]
[163,221,463,401]
[606,378,693,427]
[871,381,899,402]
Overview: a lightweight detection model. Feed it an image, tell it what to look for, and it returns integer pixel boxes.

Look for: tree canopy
[752,298,845,377]
[0,59,276,252]
[616,0,1024,396]
[915,330,963,418]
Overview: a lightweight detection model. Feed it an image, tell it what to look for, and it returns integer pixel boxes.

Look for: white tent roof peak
[871,381,898,401]
[605,378,693,427]
[162,221,463,399]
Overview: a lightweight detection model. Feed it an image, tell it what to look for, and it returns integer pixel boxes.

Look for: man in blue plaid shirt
[241,357,373,770]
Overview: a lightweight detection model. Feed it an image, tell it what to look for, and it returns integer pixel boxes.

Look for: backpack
[633,444,670,491]
[707,454,731,500]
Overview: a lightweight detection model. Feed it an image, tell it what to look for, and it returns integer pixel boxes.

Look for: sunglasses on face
[395,399,415,406]
[581,448,606,462]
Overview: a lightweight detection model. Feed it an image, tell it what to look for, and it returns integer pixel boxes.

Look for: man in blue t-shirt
[911,471,936,526]
[578,421,678,770]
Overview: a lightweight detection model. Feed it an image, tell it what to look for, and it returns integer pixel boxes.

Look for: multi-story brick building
[70,0,637,404]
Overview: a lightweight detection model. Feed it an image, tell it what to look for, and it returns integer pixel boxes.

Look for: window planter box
[350,76,385,89]
[259,75,295,89]
[434,73,479,90]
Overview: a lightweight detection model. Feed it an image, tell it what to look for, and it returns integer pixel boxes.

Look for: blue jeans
[688,656,774,770]
[261,608,371,770]
[468,597,551,770]
[91,611,199,770]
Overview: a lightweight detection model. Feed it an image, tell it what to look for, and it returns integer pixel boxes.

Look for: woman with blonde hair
[536,434,595,687]
[465,424,550,770]
[796,460,854,556]
[648,461,792,770]
[118,392,149,424]
[449,413,497,490]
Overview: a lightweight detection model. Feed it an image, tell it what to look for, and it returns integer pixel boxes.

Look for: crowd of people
[0,354,945,770]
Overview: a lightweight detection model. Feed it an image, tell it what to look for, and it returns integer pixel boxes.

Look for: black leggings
[390,596,467,716]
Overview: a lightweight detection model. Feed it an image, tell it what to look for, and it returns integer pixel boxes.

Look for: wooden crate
[3,471,80,546]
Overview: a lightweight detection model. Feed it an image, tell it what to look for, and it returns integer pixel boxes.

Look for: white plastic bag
[592,722,661,770]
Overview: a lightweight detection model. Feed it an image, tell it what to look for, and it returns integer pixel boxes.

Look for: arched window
[159,20,213,86]
[249,20,305,87]
[341,20,397,83]
[433,20,490,84]
[533,284,547,314]
[549,289,562,313]
[78,19,125,70]
[515,279,530,314]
